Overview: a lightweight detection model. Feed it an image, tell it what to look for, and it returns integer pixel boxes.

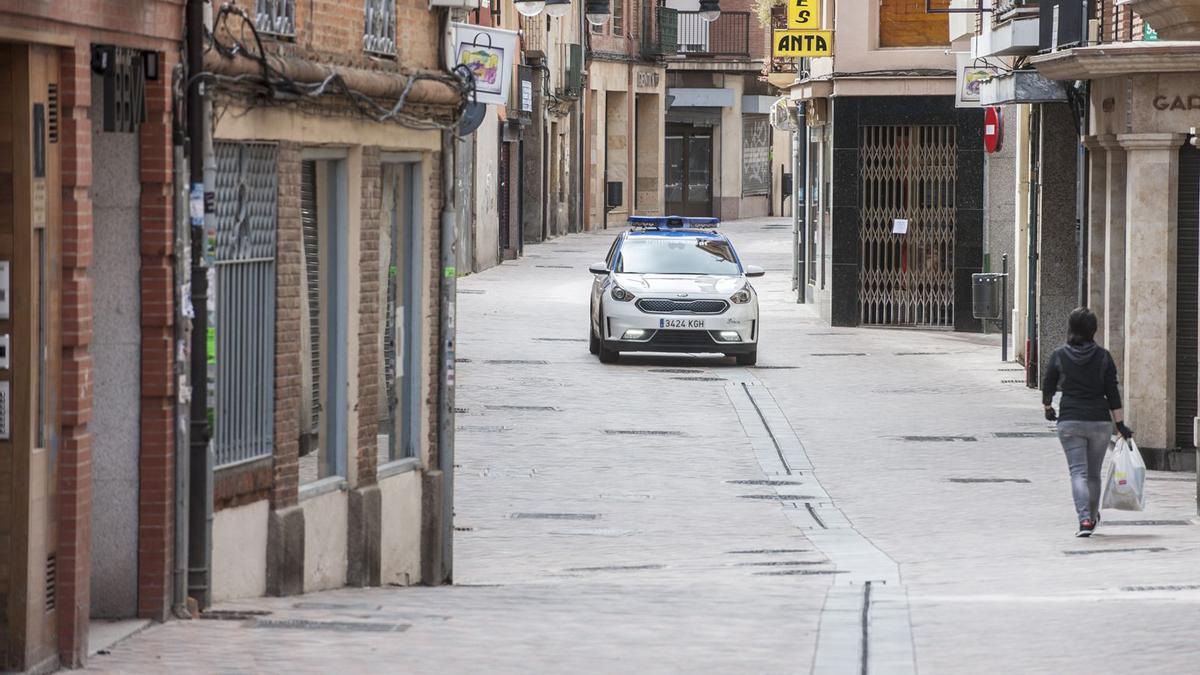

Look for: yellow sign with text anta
[787,0,819,30]
[772,30,833,57]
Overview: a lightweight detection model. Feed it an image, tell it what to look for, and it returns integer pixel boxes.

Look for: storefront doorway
[1176,143,1200,452]
[665,124,713,217]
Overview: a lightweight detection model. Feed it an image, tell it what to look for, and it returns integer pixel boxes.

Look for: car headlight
[730,288,752,304]
[611,284,634,302]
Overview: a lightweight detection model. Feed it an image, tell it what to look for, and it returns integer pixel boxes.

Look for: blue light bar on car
[628,215,721,230]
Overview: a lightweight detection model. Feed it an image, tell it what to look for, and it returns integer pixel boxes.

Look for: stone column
[1118,132,1186,451]
[1083,136,1107,344]
[1097,135,1127,373]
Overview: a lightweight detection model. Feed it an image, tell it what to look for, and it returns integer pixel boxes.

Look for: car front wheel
[589,319,600,355]
[735,350,757,366]
[597,313,619,363]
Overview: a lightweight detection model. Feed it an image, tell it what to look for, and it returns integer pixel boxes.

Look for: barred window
[255,0,296,37]
[364,0,397,56]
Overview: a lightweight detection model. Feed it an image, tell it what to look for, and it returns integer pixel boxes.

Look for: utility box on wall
[606,181,623,209]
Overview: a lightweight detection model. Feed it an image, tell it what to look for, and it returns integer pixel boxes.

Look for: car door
[593,235,623,332]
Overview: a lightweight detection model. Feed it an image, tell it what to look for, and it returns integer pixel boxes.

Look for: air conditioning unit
[1040,0,1094,52]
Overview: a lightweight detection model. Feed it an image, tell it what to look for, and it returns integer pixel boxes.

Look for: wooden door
[0,42,62,672]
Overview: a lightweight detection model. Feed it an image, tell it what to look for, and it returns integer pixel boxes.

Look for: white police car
[588,216,763,365]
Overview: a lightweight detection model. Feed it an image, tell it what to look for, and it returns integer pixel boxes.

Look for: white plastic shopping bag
[1101,436,1146,511]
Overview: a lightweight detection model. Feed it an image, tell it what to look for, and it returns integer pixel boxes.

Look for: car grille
[636,298,729,314]
[648,330,717,349]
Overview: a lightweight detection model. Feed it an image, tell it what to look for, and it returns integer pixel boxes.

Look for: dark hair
[1067,307,1097,346]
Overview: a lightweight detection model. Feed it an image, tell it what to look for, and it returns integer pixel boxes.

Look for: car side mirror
[589,262,609,275]
[744,265,765,278]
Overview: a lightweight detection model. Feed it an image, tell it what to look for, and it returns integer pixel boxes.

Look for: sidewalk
[85,218,1200,674]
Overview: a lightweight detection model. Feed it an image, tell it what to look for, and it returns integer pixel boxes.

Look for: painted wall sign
[772,30,833,57]
[787,0,819,30]
[636,69,661,90]
[1152,95,1200,111]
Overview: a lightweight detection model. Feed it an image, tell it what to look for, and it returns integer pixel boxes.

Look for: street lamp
[514,0,547,17]
[698,0,721,22]
[585,0,611,26]
[545,0,571,18]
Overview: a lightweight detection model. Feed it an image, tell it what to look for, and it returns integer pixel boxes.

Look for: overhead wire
[201,2,477,134]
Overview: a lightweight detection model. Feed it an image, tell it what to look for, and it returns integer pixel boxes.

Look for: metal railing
[676,11,751,57]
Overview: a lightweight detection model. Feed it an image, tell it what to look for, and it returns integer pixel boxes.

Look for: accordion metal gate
[859,125,957,327]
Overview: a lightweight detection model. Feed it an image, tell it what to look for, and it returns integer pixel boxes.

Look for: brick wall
[57,45,95,670]
[879,0,950,47]
[273,142,304,509]
[136,49,178,623]
[356,148,382,483]
[425,152,444,461]
[263,0,440,74]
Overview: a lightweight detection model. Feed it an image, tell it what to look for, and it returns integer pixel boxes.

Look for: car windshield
[614,236,741,275]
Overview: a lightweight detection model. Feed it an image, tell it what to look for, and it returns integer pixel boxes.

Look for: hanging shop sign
[955,52,1001,108]
[771,30,833,58]
[984,106,1003,154]
[451,23,520,106]
[787,0,819,30]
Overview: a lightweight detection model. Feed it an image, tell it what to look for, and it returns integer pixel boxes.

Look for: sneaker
[1076,519,1095,537]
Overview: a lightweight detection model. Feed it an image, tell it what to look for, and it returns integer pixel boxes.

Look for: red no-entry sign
[984,107,1003,154]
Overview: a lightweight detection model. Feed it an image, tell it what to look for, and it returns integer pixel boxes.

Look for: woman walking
[1042,307,1134,537]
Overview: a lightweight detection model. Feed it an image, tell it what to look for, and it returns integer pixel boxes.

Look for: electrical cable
[202,3,477,134]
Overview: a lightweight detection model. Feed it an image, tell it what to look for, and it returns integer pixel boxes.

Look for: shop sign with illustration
[451,24,519,106]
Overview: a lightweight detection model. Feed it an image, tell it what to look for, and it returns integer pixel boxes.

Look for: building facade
[586,0,669,228]
[0,2,184,670]
[786,0,985,330]
[201,0,465,603]
[461,1,585,272]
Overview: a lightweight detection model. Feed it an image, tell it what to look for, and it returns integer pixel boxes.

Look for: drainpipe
[171,104,191,619]
[1026,105,1041,389]
[1076,80,1090,307]
[802,120,812,302]
[186,0,214,611]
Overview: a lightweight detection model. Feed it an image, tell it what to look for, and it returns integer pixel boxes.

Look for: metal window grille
[212,142,278,468]
[742,116,771,196]
[364,0,396,55]
[256,0,296,37]
[859,125,957,327]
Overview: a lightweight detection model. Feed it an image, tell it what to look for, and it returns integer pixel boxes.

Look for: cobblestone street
[87,218,1200,674]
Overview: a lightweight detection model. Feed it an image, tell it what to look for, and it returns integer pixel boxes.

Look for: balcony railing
[675,11,751,58]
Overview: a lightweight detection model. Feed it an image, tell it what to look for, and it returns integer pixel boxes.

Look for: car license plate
[659,318,705,329]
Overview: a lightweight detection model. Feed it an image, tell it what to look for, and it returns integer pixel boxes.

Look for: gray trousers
[1056,420,1113,522]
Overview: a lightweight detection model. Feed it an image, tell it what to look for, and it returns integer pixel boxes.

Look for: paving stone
[86,218,1200,674]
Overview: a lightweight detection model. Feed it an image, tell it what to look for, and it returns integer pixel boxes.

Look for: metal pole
[802,121,812,302]
[1026,105,1041,388]
[791,136,799,293]
[186,0,213,610]
[1002,254,1008,363]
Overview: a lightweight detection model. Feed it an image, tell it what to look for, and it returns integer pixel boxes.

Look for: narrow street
[89,218,1200,674]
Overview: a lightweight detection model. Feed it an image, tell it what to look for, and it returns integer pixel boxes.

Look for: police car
[588,216,763,365]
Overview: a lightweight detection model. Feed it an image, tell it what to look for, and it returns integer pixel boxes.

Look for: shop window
[378,161,424,469]
[299,154,349,485]
[879,0,949,48]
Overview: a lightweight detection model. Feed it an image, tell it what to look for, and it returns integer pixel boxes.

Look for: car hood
[613,273,745,297]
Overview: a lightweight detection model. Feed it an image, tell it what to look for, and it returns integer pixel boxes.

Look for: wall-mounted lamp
[545,0,571,18]
[514,0,547,17]
[698,0,721,22]
[585,0,610,26]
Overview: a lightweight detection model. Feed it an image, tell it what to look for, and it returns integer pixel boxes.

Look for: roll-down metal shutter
[1175,144,1200,450]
